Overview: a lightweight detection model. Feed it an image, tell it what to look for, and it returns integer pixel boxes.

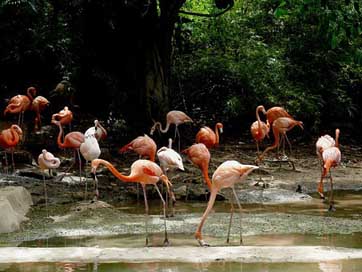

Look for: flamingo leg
[232,187,243,244]
[76,149,83,195]
[285,134,292,156]
[141,184,150,246]
[154,184,169,246]
[195,187,218,247]
[328,170,335,212]
[226,195,235,244]
[11,148,15,172]
[4,151,8,174]
[256,140,259,155]
[42,172,49,218]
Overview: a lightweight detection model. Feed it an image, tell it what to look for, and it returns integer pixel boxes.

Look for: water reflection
[1,261,362,272]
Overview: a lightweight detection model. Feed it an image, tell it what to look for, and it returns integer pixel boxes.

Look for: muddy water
[1,260,362,272]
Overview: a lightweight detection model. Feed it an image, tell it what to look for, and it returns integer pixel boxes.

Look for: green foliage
[174,0,362,136]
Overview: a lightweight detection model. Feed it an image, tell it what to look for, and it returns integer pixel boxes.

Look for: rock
[0,186,33,233]
[236,188,312,204]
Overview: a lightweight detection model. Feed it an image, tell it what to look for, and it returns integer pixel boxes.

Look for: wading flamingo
[250,106,270,154]
[119,134,157,200]
[182,143,212,191]
[157,138,183,216]
[31,95,50,130]
[84,120,107,141]
[195,161,258,246]
[4,87,36,127]
[52,120,84,183]
[195,122,223,149]
[257,117,303,163]
[38,149,61,217]
[80,126,101,200]
[150,110,193,151]
[318,145,341,211]
[0,125,22,172]
[91,159,173,246]
[265,106,292,127]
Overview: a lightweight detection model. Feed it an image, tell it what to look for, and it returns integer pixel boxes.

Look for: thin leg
[256,141,259,155]
[177,127,181,152]
[11,149,15,173]
[43,173,49,218]
[4,152,8,174]
[232,187,243,245]
[285,134,292,155]
[154,185,169,246]
[142,184,149,246]
[195,188,218,247]
[328,171,335,212]
[76,149,83,194]
[226,196,235,244]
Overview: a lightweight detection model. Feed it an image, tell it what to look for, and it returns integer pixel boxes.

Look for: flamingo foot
[145,237,149,247]
[318,192,325,199]
[197,239,210,247]
[328,205,336,212]
[163,238,170,246]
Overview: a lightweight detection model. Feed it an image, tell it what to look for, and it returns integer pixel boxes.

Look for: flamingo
[119,134,157,200]
[265,106,292,127]
[195,123,223,149]
[0,124,23,172]
[195,160,258,246]
[119,134,156,162]
[38,149,61,217]
[80,126,101,200]
[257,117,303,163]
[84,120,107,141]
[91,158,173,246]
[156,138,184,216]
[51,106,73,127]
[250,105,270,154]
[182,143,212,190]
[316,129,340,161]
[4,87,36,126]
[31,95,50,130]
[150,110,193,151]
[52,120,84,183]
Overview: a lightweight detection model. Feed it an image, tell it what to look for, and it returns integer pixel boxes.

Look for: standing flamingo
[257,117,303,163]
[31,94,50,130]
[80,126,101,200]
[51,106,73,127]
[91,158,173,246]
[150,110,193,151]
[119,134,157,162]
[52,120,84,183]
[265,106,292,127]
[316,129,340,162]
[195,161,258,246]
[4,87,36,127]
[195,122,223,149]
[84,120,107,141]
[157,138,184,216]
[119,134,157,200]
[38,149,61,217]
[250,106,270,154]
[182,143,212,190]
[0,125,23,172]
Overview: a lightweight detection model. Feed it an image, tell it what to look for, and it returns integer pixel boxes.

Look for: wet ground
[0,135,362,271]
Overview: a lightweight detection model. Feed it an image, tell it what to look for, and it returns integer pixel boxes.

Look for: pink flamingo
[0,124,23,172]
[195,123,223,149]
[250,105,270,154]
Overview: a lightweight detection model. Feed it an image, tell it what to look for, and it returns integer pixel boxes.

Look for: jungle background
[0,0,362,143]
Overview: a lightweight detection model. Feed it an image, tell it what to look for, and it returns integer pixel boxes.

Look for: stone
[0,186,33,233]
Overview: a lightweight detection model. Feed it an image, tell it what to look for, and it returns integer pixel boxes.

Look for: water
[1,260,362,272]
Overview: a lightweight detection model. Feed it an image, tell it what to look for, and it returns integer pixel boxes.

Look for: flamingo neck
[27,88,36,101]
[156,121,170,133]
[214,124,220,145]
[256,107,263,133]
[335,129,340,148]
[9,127,19,145]
[201,166,212,190]
[56,123,66,148]
[95,159,136,182]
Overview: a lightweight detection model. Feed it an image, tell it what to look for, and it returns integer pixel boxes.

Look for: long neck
[96,159,135,182]
[214,124,220,144]
[201,165,212,190]
[157,121,170,133]
[56,123,65,148]
[27,88,35,101]
[8,127,19,145]
[335,129,340,148]
[256,107,262,132]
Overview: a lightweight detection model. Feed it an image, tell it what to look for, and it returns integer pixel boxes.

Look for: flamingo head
[257,105,267,115]
[216,122,223,133]
[11,125,23,140]
[150,120,157,135]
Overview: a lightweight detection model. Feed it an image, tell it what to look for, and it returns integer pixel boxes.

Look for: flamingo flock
[0,88,343,247]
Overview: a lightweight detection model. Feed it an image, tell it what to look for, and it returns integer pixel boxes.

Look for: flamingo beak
[220,127,223,134]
